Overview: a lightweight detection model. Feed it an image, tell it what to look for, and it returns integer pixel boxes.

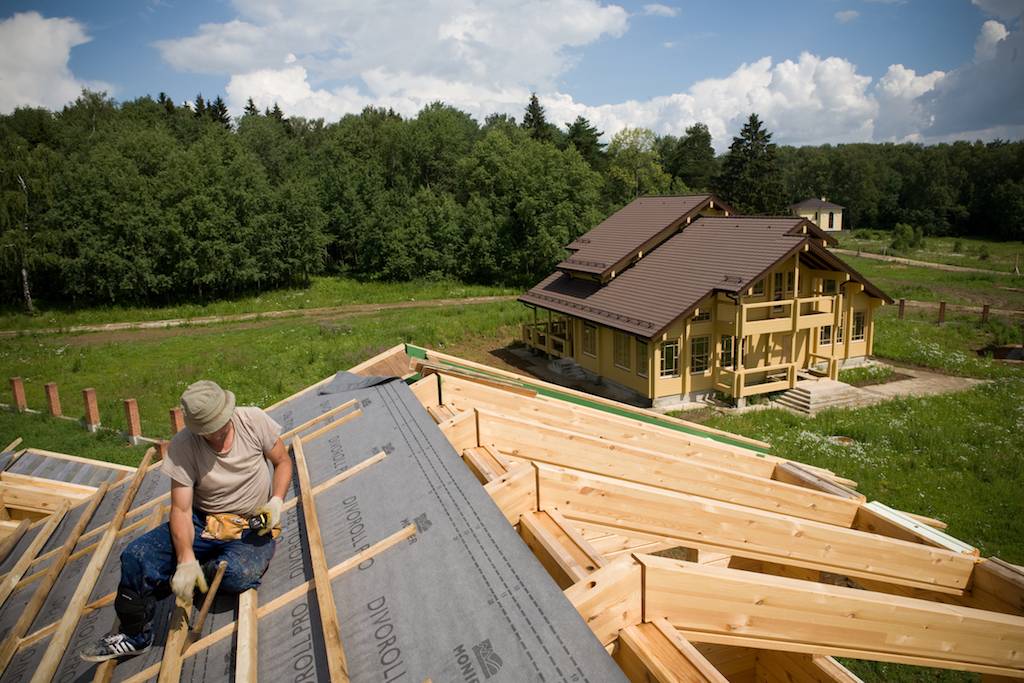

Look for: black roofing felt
[2,377,623,682]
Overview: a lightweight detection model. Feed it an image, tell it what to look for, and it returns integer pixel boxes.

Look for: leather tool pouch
[202,512,282,540]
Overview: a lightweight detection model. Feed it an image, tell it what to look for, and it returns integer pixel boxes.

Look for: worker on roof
[81,380,293,662]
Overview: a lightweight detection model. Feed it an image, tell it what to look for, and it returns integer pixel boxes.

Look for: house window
[786,271,794,293]
[820,325,832,346]
[613,331,631,370]
[693,308,711,322]
[853,311,866,341]
[752,279,765,296]
[721,336,734,368]
[583,323,597,356]
[823,279,837,295]
[636,340,648,377]
[660,341,679,377]
[828,212,835,229]
[836,324,844,344]
[691,336,710,373]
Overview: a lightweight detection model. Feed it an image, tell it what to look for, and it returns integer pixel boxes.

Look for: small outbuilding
[791,197,844,231]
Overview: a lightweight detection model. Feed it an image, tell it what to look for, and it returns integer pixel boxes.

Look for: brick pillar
[169,407,185,434]
[938,301,946,325]
[157,440,170,459]
[44,382,61,416]
[124,399,142,445]
[82,388,100,432]
[9,377,27,412]
[981,304,990,323]
[898,299,905,319]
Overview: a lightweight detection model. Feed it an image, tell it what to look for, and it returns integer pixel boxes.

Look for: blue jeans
[116,512,276,635]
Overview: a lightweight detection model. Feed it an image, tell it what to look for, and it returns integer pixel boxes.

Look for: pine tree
[244,97,260,117]
[565,116,605,169]
[716,113,784,214]
[209,96,231,128]
[269,102,285,123]
[668,123,716,190]
[521,93,552,142]
[193,94,206,119]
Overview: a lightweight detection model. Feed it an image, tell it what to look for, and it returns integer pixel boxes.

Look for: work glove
[171,559,208,608]
[255,496,283,536]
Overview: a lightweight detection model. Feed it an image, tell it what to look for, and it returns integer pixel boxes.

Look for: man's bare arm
[169,481,196,564]
[266,437,293,500]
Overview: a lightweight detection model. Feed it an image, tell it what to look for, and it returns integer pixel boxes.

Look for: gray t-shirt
[162,406,282,516]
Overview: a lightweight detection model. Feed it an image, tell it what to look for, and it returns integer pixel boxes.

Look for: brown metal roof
[521,216,889,338]
[791,197,845,210]
[559,195,728,279]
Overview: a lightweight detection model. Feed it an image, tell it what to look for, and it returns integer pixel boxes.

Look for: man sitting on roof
[81,380,293,661]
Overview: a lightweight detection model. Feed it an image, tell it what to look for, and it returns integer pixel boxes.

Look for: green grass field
[0,276,517,332]
[835,230,1024,272]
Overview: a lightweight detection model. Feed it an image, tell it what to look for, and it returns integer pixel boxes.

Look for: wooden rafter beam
[563,555,642,646]
[477,408,860,526]
[536,463,975,594]
[639,554,1024,678]
[615,618,729,683]
[518,509,605,589]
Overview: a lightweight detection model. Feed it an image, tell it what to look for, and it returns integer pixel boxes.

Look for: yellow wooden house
[520,195,890,406]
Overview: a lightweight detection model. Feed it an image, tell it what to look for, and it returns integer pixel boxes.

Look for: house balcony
[713,362,797,399]
[716,295,838,337]
[522,320,571,358]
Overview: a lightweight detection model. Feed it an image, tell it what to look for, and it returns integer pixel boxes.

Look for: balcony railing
[522,321,570,358]
[714,361,797,399]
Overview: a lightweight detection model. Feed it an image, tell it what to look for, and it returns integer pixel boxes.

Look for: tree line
[1,91,1021,310]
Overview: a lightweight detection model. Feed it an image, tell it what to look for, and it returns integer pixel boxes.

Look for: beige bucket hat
[180,380,236,435]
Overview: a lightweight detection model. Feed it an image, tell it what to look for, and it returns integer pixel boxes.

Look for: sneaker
[79,631,152,662]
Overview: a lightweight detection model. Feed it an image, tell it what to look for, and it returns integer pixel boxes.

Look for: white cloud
[971,0,1024,21]
[163,0,1023,149]
[975,19,1009,60]
[642,4,679,17]
[663,41,677,48]
[0,12,111,113]
[835,10,860,23]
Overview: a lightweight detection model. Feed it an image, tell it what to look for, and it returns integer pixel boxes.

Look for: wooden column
[10,377,27,412]
[938,301,946,325]
[124,399,142,445]
[82,388,100,432]
[44,383,61,417]
[682,319,692,397]
[898,298,906,319]
[169,407,185,434]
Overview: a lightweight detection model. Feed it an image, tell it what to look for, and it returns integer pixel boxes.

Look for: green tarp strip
[404,344,771,455]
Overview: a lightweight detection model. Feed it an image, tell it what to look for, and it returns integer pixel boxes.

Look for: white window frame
[660,341,679,377]
[636,340,648,377]
[721,335,734,368]
[853,311,866,341]
[820,325,832,346]
[583,323,597,357]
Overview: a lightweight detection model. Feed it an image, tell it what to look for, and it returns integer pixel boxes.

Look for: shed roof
[521,216,888,338]
[791,197,845,210]
[559,195,728,280]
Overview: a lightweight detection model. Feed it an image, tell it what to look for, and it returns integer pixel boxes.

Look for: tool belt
[201,512,281,540]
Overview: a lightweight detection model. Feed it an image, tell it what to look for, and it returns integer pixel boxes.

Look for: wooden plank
[299,408,363,444]
[438,409,477,453]
[482,463,537,525]
[280,399,359,441]
[19,448,137,472]
[518,510,605,589]
[754,650,864,683]
[0,499,68,608]
[462,447,507,484]
[414,361,538,398]
[0,517,28,563]
[478,409,860,526]
[0,483,108,672]
[408,375,437,408]
[694,643,757,683]
[639,554,1024,678]
[615,618,729,683]
[772,462,864,501]
[158,560,228,683]
[855,501,977,555]
[536,463,975,593]
[972,559,1024,616]
[30,448,154,683]
[292,436,349,683]
[2,437,23,455]
[440,373,777,478]
[235,590,258,683]
[563,555,642,646]
[1,471,99,496]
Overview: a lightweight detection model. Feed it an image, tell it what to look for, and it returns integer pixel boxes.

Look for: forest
[1,90,1022,309]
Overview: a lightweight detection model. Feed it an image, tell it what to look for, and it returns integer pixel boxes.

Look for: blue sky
[1,0,1021,148]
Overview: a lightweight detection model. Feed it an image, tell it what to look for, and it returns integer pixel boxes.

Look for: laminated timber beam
[482,462,536,525]
[638,554,1024,678]
[564,555,643,646]
[476,408,861,526]
[615,618,729,683]
[518,509,606,589]
[753,650,864,683]
[535,463,976,594]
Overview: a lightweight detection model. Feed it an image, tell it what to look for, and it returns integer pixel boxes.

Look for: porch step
[549,357,590,381]
[773,379,865,416]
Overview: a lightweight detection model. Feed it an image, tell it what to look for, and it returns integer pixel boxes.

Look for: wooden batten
[235,590,259,683]
[854,501,977,556]
[461,446,508,484]
[638,554,1024,678]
